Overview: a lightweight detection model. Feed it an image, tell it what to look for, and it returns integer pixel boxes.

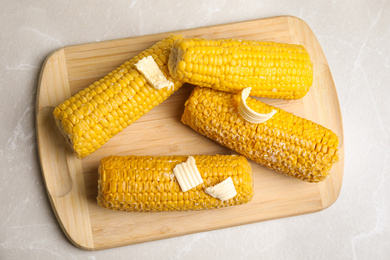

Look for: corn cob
[53,35,184,158]
[181,87,339,182]
[97,155,254,212]
[168,37,313,99]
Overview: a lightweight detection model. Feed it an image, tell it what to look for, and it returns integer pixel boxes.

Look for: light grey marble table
[1,0,389,259]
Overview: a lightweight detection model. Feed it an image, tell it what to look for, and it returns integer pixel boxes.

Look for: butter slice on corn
[239,87,276,124]
[173,156,203,192]
[182,87,339,183]
[204,177,237,201]
[97,155,254,212]
[53,35,184,158]
[135,56,174,90]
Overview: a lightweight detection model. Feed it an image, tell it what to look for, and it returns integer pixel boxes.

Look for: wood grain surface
[36,16,344,250]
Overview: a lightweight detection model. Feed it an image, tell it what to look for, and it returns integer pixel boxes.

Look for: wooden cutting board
[36,16,344,250]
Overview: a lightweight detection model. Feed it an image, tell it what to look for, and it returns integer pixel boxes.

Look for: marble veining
[1,0,390,259]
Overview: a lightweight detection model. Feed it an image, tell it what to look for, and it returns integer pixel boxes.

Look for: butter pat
[135,56,174,90]
[173,156,203,192]
[204,177,237,201]
[238,87,277,124]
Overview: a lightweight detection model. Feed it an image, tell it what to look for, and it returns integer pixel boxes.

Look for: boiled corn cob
[181,87,339,182]
[168,37,313,99]
[53,35,184,158]
[97,155,254,212]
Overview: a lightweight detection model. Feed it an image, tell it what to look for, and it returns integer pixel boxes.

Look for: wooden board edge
[286,16,345,210]
[63,15,293,51]
[35,16,345,250]
[92,204,325,250]
[36,49,95,250]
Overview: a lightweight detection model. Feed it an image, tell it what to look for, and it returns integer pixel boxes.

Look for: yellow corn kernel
[97,155,254,212]
[181,87,339,183]
[53,35,184,158]
[169,38,313,99]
